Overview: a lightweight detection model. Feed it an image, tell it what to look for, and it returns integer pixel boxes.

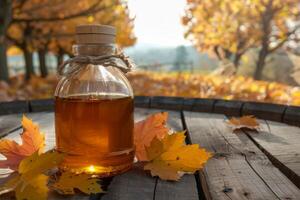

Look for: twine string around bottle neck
[58,52,135,76]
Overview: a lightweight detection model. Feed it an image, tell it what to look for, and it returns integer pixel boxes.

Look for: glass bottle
[54,25,134,177]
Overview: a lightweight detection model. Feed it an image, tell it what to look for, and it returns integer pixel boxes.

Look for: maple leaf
[227,115,260,131]
[52,171,104,195]
[19,151,64,184]
[134,112,169,161]
[15,174,48,200]
[0,151,64,200]
[144,132,212,181]
[0,115,45,170]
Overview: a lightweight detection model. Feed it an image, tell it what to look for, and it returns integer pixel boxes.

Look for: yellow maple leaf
[0,151,64,200]
[15,174,48,200]
[0,173,48,200]
[144,132,212,181]
[19,151,64,184]
[52,171,103,195]
[227,115,260,131]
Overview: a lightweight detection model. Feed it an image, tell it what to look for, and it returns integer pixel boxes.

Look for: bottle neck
[73,44,115,56]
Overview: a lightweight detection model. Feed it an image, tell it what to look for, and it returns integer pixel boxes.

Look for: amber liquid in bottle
[55,95,134,176]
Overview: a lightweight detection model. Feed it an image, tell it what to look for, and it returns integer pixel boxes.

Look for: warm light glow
[82,165,115,174]
[88,165,96,172]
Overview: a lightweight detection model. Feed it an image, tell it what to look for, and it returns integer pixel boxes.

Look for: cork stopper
[75,24,116,44]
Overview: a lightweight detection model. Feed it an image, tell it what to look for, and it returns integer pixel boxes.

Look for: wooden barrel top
[0,96,299,200]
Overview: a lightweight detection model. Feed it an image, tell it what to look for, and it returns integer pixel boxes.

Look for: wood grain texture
[30,99,54,112]
[134,96,151,108]
[0,113,23,138]
[213,100,243,117]
[103,108,198,200]
[283,106,300,126]
[101,165,155,200]
[0,100,29,115]
[146,108,198,200]
[242,102,286,122]
[150,96,184,110]
[1,102,299,199]
[243,120,300,188]
[183,111,300,200]
[192,98,215,113]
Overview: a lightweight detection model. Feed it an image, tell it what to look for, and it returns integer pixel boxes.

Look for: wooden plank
[283,106,300,126]
[30,99,54,112]
[213,100,243,117]
[182,98,196,111]
[0,114,23,138]
[242,102,286,122]
[134,96,151,108]
[101,164,155,200]
[243,120,300,188]
[182,98,215,112]
[0,100,29,115]
[191,98,215,113]
[184,111,300,200]
[146,109,198,200]
[155,175,198,200]
[150,96,184,110]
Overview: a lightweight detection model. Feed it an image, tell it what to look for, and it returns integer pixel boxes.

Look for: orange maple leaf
[227,115,260,131]
[0,115,45,171]
[134,112,169,161]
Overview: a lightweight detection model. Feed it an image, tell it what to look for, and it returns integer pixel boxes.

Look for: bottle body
[55,95,134,175]
[54,43,134,176]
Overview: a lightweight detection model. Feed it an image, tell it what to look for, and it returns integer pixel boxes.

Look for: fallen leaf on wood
[227,115,260,131]
[0,151,64,200]
[15,174,48,200]
[134,112,169,161]
[144,132,212,181]
[52,171,103,195]
[19,151,64,183]
[0,115,45,170]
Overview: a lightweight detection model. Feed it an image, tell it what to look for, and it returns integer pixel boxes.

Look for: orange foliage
[0,116,45,170]
[134,112,169,161]
[0,71,300,106]
[129,71,300,106]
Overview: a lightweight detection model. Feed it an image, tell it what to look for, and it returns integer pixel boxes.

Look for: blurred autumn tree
[0,0,12,81]
[183,0,300,80]
[0,0,135,81]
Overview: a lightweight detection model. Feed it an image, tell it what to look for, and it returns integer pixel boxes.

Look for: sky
[127,0,191,47]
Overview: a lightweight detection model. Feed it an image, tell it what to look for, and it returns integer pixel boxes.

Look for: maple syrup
[54,24,135,176]
[55,95,134,176]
